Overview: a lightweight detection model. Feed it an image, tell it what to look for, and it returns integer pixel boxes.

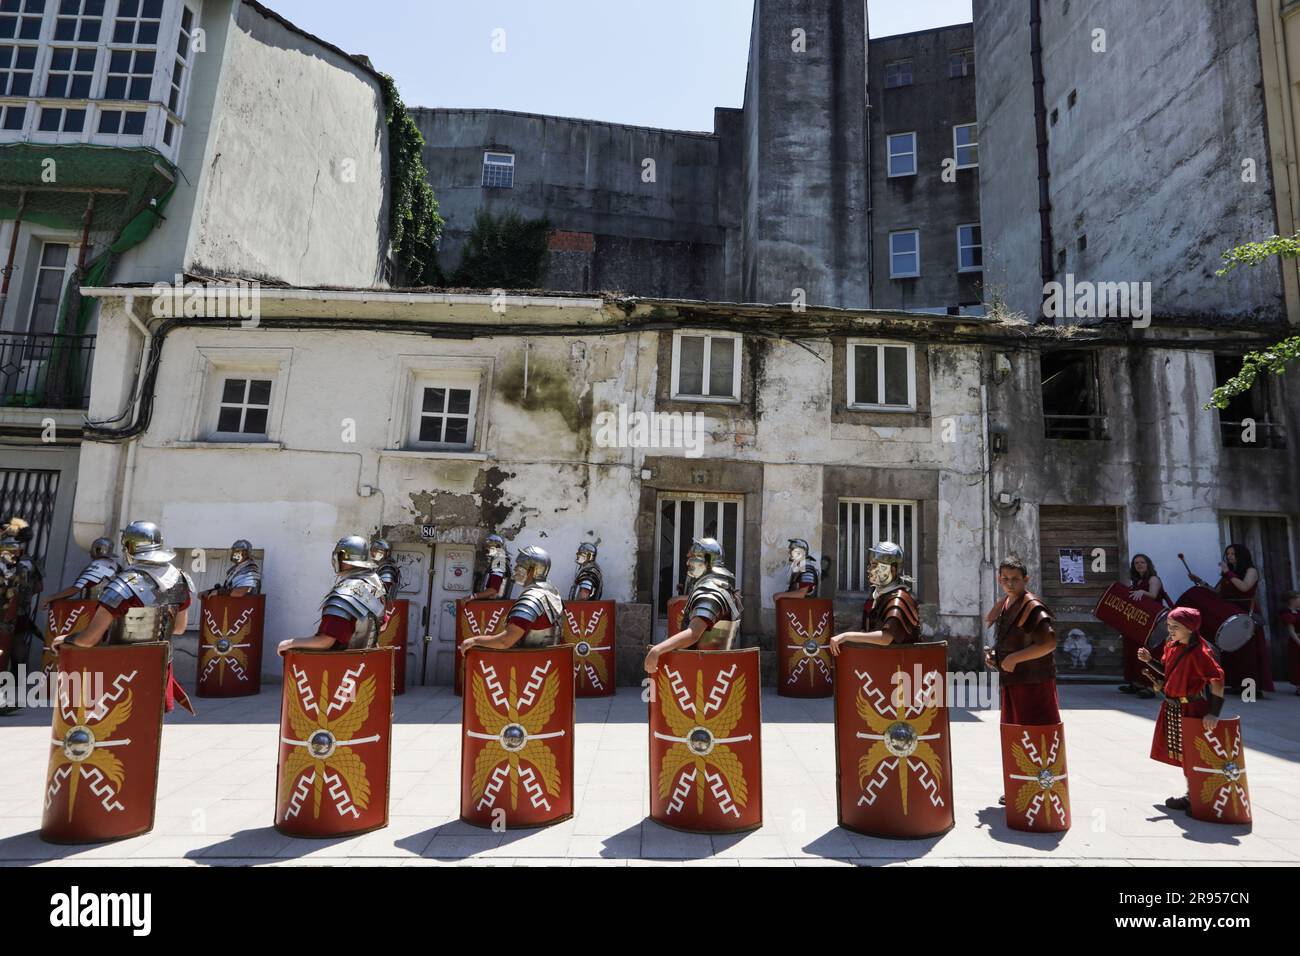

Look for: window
[1215,355,1287,450]
[214,377,272,438]
[838,499,917,593]
[884,58,912,89]
[38,106,85,131]
[45,47,97,97]
[54,0,106,42]
[888,230,920,278]
[105,48,155,100]
[26,243,71,336]
[949,48,975,78]
[1041,350,1107,440]
[0,44,36,95]
[414,384,475,449]
[96,108,144,134]
[847,341,915,411]
[954,123,978,168]
[112,0,163,45]
[0,103,25,130]
[482,151,514,188]
[0,0,46,41]
[176,5,193,58]
[168,6,194,115]
[670,332,741,401]
[957,224,982,272]
[886,132,916,177]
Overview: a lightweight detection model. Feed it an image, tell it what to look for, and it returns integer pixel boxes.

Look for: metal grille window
[54,0,106,42]
[954,123,978,168]
[417,385,474,448]
[671,332,741,401]
[482,151,514,188]
[887,132,916,177]
[655,494,743,618]
[949,48,975,78]
[0,0,47,41]
[957,223,982,272]
[889,229,920,278]
[1041,350,1107,440]
[0,468,59,568]
[45,46,97,97]
[848,341,915,410]
[884,58,912,89]
[215,377,271,436]
[0,44,37,95]
[112,0,163,45]
[1215,354,1288,450]
[838,499,917,594]
[105,47,155,99]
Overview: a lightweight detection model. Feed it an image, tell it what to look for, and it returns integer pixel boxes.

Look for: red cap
[1168,606,1202,634]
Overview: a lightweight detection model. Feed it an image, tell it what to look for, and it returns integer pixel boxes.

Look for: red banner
[776,597,834,698]
[197,594,265,698]
[42,599,97,676]
[834,642,954,838]
[562,600,616,697]
[1181,717,1251,826]
[1000,722,1071,832]
[649,647,762,833]
[379,598,409,696]
[454,599,513,696]
[275,647,395,838]
[460,644,575,828]
[41,642,168,844]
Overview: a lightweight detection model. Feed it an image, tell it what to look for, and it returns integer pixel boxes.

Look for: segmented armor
[787,557,820,596]
[569,561,603,601]
[319,570,387,650]
[684,567,744,650]
[509,581,565,647]
[376,559,402,603]
[73,556,122,600]
[220,558,262,595]
[99,562,194,645]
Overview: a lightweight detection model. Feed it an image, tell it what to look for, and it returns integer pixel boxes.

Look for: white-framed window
[26,242,74,336]
[38,105,86,132]
[886,132,916,177]
[884,58,912,89]
[105,47,155,100]
[55,0,108,43]
[0,0,46,41]
[838,498,918,594]
[213,376,273,439]
[957,223,982,273]
[889,229,920,279]
[954,123,978,168]
[112,0,164,45]
[0,102,27,130]
[949,48,974,78]
[847,340,916,411]
[482,151,514,188]
[0,44,37,95]
[670,331,742,402]
[45,47,97,97]
[411,380,477,450]
[96,107,144,134]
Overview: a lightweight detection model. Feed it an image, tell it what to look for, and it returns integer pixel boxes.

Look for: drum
[776,597,834,698]
[1174,587,1254,652]
[1093,582,1168,653]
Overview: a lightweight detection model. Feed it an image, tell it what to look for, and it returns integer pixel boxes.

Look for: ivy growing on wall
[451,209,552,289]
[380,74,444,286]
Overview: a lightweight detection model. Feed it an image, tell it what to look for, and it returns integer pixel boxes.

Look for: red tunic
[1122,576,1171,686]
[1149,638,1225,766]
[318,612,355,649]
[508,610,554,632]
[1215,574,1275,692]
[1281,608,1300,686]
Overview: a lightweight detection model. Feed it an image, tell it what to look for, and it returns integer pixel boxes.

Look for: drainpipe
[1030,0,1054,322]
[0,189,27,320]
[115,294,154,532]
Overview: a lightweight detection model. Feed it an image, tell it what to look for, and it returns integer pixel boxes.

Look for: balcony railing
[1043,413,1109,441]
[0,333,96,410]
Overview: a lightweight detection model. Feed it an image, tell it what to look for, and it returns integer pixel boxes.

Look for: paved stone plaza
[1,683,1296,867]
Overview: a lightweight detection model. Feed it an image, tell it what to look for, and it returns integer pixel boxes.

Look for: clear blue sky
[264,0,973,130]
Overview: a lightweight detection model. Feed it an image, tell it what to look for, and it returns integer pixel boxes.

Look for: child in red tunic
[1137,606,1226,812]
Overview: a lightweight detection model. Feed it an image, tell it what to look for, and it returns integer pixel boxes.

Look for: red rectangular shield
[275,647,395,838]
[1181,716,1251,826]
[454,599,513,695]
[41,642,168,844]
[197,594,265,698]
[42,599,97,676]
[666,595,686,633]
[776,597,834,698]
[379,598,409,696]
[562,600,616,697]
[460,644,575,828]
[1000,722,1071,832]
[834,641,954,838]
[649,647,762,833]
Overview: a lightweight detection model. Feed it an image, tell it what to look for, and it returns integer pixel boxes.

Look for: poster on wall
[394,550,426,594]
[1058,548,1085,584]
[444,548,474,591]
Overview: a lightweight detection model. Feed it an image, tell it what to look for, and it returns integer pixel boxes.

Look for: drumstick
[1177,552,1201,583]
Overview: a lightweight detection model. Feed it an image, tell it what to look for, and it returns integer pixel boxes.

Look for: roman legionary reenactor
[644,538,743,671]
[1,518,42,715]
[204,539,262,597]
[1188,544,1275,695]
[829,541,920,654]
[773,538,819,602]
[569,542,603,601]
[1138,606,1228,813]
[472,533,513,601]
[984,556,1060,725]
[277,535,386,655]
[460,546,564,652]
[50,520,194,715]
[371,538,402,604]
[43,537,120,604]
[1117,553,1170,699]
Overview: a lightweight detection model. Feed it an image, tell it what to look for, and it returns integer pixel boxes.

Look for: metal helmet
[576,542,597,564]
[514,545,551,582]
[686,537,724,578]
[230,538,252,562]
[120,520,176,563]
[484,533,506,554]
[90,537,114,559]
[788,538,810,558]
[1,517,30,562]
[332,534,376,573]
[867,540,905,587]
[370,537,391,562]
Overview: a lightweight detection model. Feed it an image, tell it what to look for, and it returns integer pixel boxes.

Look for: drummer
[1118,554,1171,700]
[1187,544,1275,696]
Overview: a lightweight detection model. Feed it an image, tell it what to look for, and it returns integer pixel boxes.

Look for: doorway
[653,493,743,633]
[1221,514,1295,678]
